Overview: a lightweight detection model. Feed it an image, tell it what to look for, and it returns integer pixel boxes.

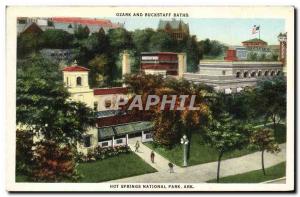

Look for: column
[112,136,115,147]
[126,134,129,145]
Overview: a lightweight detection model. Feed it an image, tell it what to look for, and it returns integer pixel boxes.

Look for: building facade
[184,60,283,93]
[158,19,189,40]
[62,59,153,154]
[140,52,187,77]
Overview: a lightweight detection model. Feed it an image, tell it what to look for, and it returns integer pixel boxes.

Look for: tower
[122,51,131,76]
[177,53,187,78]
[62,60,94,107]
[278,32,287,74]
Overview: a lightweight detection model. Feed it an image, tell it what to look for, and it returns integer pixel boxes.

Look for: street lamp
[180,135,189,167]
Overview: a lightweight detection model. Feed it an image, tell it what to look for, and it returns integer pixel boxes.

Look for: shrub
[77,145,131,162]
[31,140,80,182]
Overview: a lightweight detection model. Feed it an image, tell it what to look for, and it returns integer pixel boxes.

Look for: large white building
[183,60,283,93]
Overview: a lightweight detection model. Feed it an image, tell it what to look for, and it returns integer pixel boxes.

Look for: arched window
[236,72,241,78]
[264,71,269,76]
[277,71,281,76]
[258,71,262,77]
[243,72,249,78]
[251,72,256,77]
[270,71,275,76]
[76,77,82,86]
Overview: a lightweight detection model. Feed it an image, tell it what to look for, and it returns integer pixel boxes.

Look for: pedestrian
[168,162,174,173]
[150,151,155,163]
[134,140,140,152]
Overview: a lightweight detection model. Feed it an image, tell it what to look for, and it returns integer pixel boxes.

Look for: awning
[98,126,115,139]
[96,110,125,118]
[98,121,154,140]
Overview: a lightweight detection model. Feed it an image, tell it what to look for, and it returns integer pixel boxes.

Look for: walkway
[107,143,286,183]
[127,137,182,173]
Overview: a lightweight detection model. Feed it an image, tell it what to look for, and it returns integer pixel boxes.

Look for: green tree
[250,128,280,175]
[87,54,108,87]
[132,28,155,52]
[247,52,258,61]
[74,25,90,39]
[253,76,286,131]
[41,29,74,49]
[17,32,43,58]
[17,55,95,144]
[205,113,250,182]
[149,31,175,51]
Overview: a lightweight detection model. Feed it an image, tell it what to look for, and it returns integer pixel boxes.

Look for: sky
[108,17,285,45]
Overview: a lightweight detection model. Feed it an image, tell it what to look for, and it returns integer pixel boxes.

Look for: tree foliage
[250,128,280,175]
[253,75,286,130]
[17,55,95,144]
[205,113,251,182]
[41,29,74,49]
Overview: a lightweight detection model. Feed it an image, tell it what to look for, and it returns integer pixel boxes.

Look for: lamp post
[180,135,189,167]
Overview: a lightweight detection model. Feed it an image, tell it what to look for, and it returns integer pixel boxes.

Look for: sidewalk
[107,143,286,183]
[127,137,182,173]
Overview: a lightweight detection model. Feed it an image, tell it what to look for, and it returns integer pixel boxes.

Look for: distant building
[140,52,187,77]
[184,34,286,93]
[242,38,268,48]
[39,49,74,66]
[17,17,122,35]
[17,22,43,36]
[50,17,123,34]
[184,60,283,93]
[158,19,189,40]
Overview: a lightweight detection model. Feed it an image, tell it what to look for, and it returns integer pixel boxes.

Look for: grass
[207,162,286,183]
[144,124,286,167]
[76,152,157,182]
[16,152,157,183]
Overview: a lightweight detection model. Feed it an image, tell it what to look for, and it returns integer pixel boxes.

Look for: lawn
[16,152,157,183]
[144,124,286,167]
[77,152,157,182]
[207,162,286,183]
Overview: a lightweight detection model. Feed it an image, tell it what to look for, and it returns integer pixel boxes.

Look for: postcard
[6,6,294,192]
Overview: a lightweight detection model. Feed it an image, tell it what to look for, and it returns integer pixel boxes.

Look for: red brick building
[140,52,180,76]
[242,38,268,48]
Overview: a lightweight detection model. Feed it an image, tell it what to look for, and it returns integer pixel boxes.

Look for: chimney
[177,53,187,78]
[122,50,131,76]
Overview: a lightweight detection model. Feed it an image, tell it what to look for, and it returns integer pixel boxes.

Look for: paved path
[127,137,182,173]
[107,143,286,183]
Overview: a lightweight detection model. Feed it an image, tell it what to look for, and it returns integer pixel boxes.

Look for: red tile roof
[52,17,120,27]
[94,87,128,95]
[62,66,90,72]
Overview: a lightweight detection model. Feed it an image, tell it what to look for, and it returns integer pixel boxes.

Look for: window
[251,72,256,77]
[264,71,269,76]
[236,72,241,78]
[105,99,112,109]
[76,77,82,86]
[243,72,249,78]
[66,77,69,86]
[222,70,226,75]
[101,142,109,147]
[83,136,91,147]
[270,71,275,76]
[94,102,98,111]
[258,71,262,77]
[116,139,123,144]
[145,133,152,139]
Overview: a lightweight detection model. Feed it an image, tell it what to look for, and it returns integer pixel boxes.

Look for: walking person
[150,151,155,163]
[134,140,140,152]
[168,162,174,173]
